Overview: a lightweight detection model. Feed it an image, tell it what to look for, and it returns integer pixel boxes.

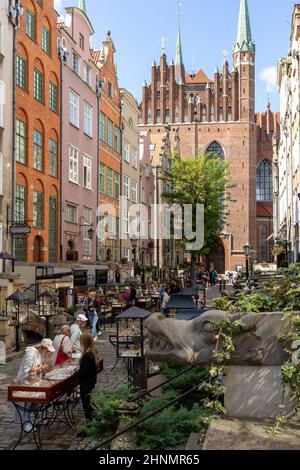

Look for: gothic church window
[206,141,225,160]
[256,160,272,202]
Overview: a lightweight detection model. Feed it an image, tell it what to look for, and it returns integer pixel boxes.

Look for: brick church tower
[139,0,258,273]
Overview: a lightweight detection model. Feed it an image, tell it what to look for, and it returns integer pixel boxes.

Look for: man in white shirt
[70,313,88,352]
[52,325,74,365]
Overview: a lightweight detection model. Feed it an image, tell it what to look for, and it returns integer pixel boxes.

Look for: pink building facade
[59,7,99,263]
[139,131,155,268]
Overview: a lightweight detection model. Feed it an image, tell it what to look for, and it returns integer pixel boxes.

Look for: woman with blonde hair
[77,332,100,436]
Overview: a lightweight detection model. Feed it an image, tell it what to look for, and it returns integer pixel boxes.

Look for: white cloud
[54,0,62,14]
[259,66,277,93]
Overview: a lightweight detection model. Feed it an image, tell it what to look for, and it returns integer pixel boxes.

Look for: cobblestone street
[0,286,223,451]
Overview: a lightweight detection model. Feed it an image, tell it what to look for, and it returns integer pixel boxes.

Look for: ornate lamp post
[6,290,29,352]
[243,243,251,284]
[38,291,56,338]
[131,235,138,277]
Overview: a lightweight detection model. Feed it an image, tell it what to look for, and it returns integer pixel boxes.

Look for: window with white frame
[83,101,93,137]
[73,52,80,75]
[107,168,113,196]
[123,208,129,234]
[132,147,138,168]
[83,207,92,258]
[123,248,129,260]
[0,82,4,128]
[0,22,3,56]
[83,155,92,190]
[131,180,137,203]
[69,89,79,127]
[124,140,130,163]
[123,175,129,199]
[66,203,78,223]
[69,146,79,183]
[107,119,113,147]
[83,64,91,86]
[0,223,2,258]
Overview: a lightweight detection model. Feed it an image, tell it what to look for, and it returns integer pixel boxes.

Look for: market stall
[7,358,103,449]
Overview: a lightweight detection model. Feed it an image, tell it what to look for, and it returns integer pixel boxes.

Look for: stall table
[7,359,103,449]
[136,298,152,311]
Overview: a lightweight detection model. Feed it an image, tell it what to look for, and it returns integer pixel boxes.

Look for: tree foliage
[161,151,233,256]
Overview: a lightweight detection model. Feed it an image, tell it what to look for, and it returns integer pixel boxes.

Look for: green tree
[161,151,233,281]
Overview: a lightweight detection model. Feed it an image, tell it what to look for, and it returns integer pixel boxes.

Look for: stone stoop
[202,417,300,450]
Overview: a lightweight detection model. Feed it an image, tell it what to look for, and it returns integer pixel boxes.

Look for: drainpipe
[59,57,63,262]
[58,44,68,261]
[119,101,124,262]
[8,0,23,257]
[11,23,16,258]
[96,80,102,262]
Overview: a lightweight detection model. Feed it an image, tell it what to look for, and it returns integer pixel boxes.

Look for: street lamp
[243,243,251,284]
[6,290,29,352]
[38,291,56,338]
[131,235,138,277]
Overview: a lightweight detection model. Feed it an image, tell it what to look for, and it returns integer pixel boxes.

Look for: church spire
[234,0,255,53]
[78,0,87,14]
[175,1,185,85]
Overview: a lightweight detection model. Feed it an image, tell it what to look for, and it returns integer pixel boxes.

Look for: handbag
[55,336,70,366]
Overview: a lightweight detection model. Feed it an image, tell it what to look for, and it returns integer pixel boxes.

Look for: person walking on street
[70,313,88,352]
[162,288,171,316]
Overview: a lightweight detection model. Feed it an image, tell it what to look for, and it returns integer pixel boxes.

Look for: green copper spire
[78,0,87,14]
[234,0,255,53]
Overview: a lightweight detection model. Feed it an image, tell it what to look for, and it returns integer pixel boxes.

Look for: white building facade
[276,4,300,264]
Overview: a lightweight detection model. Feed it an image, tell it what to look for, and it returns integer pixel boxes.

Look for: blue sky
[55,0,296,112]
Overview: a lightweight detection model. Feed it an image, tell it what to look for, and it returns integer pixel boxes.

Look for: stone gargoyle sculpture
[144,311,292,366]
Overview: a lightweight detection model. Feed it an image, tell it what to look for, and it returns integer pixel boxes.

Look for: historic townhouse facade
[0,1,14,261]
[120,88,140,268]
[139,131,155,271]
[93,31,121,270]
[256,103,280,263]
[15,0,60,264]
[58,4,99,264]
[276,4,300,264]
[139,0,277,272]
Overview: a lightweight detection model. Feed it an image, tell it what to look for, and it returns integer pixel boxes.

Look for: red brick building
[139,0,278,272]
[15,0,60,263]
[92,32,122,267]
[256,103,280,262]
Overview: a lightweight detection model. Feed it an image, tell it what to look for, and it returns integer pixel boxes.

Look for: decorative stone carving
[144,311,292,366]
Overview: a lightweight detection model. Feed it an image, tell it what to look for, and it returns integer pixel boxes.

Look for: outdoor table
[150,294,160,311]
[100,306,113,330]
[136,298,152,310]
[7,359,103,450]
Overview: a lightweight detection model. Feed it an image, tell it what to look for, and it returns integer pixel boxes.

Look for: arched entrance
[206,240,226,274]
[33,236,43,263]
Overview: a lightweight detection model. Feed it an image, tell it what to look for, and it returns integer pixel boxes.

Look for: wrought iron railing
[89,364,202,450]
